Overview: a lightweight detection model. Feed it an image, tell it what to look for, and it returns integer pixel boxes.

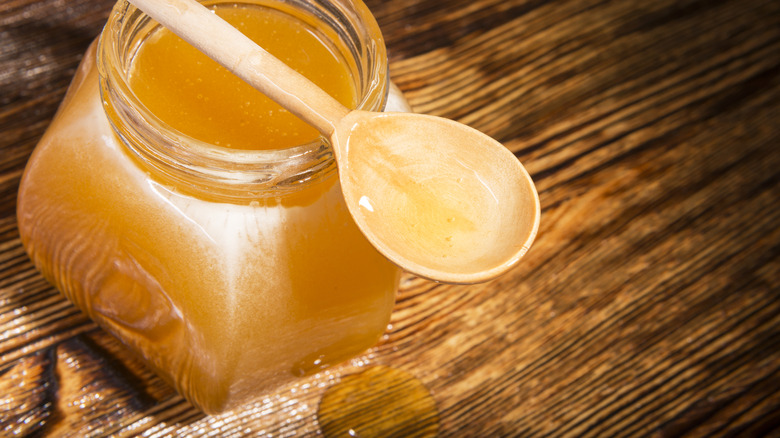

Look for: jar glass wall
[17,0,403,414]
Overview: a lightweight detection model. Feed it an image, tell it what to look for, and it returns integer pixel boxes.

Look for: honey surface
[129,4,356,150]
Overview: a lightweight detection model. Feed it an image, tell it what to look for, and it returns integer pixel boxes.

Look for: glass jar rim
[98,0,388,200]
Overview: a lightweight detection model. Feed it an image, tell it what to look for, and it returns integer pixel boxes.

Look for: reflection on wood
[318,365,439,437]
[0,350,54,436]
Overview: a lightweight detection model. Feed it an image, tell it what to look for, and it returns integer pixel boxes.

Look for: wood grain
[2,0,779,436]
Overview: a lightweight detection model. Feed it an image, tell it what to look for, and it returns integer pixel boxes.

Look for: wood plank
[1,0,778,435]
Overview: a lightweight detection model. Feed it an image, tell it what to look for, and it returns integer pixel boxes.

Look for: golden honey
[128,5,356,150]
[17,0,404,413]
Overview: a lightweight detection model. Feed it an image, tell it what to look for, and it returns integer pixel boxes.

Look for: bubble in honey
[317,365,439,437]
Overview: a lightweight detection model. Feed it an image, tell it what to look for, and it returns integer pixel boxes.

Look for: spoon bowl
[333,111,539,283]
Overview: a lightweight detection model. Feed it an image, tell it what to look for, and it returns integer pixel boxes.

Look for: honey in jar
[17,0,407,414]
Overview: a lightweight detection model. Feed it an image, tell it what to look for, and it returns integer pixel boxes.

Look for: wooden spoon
[127,0,540,284]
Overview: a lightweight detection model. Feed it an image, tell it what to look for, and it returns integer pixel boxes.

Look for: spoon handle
[127,0,350,135]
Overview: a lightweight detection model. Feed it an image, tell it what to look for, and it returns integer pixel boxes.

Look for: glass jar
[17,0,406,414]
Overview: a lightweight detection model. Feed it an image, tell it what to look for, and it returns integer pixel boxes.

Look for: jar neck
[97,0,388,201]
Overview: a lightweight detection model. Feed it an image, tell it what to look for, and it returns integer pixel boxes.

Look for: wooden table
[2,0,779,436]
